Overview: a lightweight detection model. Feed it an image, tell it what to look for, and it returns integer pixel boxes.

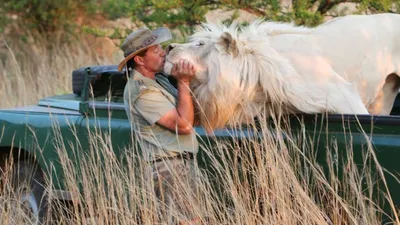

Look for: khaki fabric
[124,70,198,161]
[144,157,200,224]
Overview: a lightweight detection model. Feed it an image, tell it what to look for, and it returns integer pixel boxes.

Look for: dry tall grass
[45,115,398,225]
[0,34,399,225]
[0,33,122,109]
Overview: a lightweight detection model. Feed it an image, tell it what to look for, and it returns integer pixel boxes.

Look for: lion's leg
[326,82,370,115]
[334,95,369,115]
[368,73,400,115]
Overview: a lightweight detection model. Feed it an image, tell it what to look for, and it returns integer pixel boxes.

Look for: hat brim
[118,27,172,71]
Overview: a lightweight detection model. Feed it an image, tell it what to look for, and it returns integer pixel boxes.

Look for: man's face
[141,44,166,72]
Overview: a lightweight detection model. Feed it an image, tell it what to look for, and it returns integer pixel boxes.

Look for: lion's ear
[216,32,239,57]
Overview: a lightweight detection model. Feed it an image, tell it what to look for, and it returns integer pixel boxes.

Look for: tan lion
[164,13,400,132]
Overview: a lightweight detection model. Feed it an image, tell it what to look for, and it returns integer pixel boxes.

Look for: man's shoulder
[129,79,158,92]
[135,79,151,92]
[125,77,160,96]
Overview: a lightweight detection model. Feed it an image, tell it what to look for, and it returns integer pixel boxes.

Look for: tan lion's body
[164,13,400,131]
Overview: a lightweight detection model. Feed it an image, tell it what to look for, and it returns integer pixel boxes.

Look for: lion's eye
[197,41,205,46]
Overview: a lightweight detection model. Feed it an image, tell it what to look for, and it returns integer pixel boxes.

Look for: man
[118,27,201,224]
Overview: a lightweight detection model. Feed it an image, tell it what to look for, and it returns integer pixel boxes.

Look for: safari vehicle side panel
[0,103,83,191]
[0,65,399,220]
[282,113,400,218]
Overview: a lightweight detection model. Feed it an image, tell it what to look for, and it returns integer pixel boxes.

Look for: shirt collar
[131,69,158,85]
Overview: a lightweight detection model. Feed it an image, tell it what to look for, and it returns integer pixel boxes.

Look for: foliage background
[2,0,400,41]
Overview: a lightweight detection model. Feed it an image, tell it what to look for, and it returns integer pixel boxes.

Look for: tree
[3,0,399,42]
[101,0,216,40]
[0,0,94,34]
[100,0,400,41]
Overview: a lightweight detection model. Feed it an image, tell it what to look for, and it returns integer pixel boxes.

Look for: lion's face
[164,31,241,93]
[164,38,214,84]
[163,31,250,132]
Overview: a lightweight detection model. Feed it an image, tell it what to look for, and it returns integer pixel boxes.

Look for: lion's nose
[166,44,176,53]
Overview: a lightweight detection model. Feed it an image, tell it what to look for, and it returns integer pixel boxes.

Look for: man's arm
[157,60,196,135]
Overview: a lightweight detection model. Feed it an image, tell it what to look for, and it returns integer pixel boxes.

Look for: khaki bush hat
[118,27,172,71]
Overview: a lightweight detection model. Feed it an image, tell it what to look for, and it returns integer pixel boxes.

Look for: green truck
[0,65,399,223]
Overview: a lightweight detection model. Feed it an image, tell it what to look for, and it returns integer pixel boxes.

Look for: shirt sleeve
[134,90,175,125]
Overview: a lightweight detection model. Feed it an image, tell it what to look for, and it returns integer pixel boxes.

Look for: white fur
[164,13,400,131]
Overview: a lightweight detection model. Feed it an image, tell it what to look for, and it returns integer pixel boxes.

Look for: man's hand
[156,59,197,134]
[171,59,196,83]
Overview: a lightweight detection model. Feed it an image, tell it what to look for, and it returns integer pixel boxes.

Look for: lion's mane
[189,21,345,131]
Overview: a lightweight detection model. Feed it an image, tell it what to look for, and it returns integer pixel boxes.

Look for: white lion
[164,13,400,132]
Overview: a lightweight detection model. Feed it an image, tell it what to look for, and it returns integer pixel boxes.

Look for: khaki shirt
[124,70,198,161]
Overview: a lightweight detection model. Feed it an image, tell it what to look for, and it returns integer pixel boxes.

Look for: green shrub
[1,0,98,34]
